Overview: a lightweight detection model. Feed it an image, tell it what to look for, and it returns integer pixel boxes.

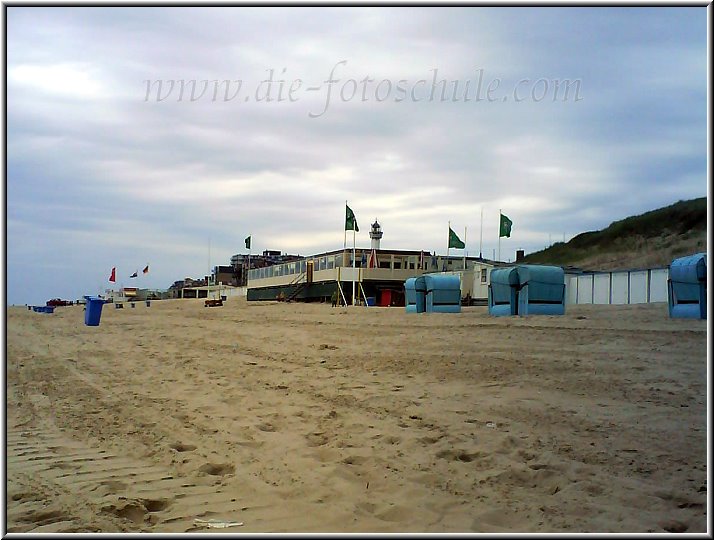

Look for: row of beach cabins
[405,252,707,319]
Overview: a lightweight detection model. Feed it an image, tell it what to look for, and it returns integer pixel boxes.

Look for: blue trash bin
[84,296,105,326]
[366,297,376,307]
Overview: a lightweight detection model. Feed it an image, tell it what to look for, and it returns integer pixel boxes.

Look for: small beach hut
[516,265,566,316]
[423,274,461,313]
[488,267,519,316]
[404,276,426,313]
[488,265,565,316]
[668,253,707,319]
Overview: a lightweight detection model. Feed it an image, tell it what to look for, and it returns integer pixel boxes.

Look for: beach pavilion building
[246,248,495,305]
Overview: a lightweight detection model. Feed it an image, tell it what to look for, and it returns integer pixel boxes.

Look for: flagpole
[446,221,450,272]
[479,207,483,259]
[498,210,501,262]
[248,234,251,287]
[208,237,211,299]
[463,226,467,270]
[352,227,356,306]
[343,200,347,274]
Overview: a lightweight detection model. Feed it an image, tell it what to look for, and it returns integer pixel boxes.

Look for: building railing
[247,266,453,289]
[246,253,476,284]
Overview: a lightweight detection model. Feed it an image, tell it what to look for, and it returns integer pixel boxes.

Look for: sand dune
[4,298,707,533]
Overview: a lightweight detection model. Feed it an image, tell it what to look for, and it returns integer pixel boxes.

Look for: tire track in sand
[6,427,248,533]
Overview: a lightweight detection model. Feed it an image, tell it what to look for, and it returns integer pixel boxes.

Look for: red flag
[142,265,149,274]
[109,267,116,282]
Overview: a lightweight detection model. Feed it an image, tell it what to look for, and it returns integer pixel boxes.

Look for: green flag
[448,227,465,249]
[499,214,513,238]
[345,205,359,232]
[245,236,251,249]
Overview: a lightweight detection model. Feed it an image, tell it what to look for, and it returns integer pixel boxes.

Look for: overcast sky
[5,6,707,305]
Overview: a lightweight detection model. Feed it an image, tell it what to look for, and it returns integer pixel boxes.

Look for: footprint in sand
[101,499,171,524]
[342,455,370,466]
[169,442,197,452]
[305,432,329,447]
[139,498,172,513]
[100,501,148,524]
[436,449,483,463]
[197,462,235,476]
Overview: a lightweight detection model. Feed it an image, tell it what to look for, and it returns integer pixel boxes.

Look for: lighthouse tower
[369,219,383,249]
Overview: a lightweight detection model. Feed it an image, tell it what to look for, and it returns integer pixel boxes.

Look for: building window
[393,261,401,269]
[481,269,487,283]
[379,261,390,269]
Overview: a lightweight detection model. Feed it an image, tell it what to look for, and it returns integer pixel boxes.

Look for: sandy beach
[4,298,707,533]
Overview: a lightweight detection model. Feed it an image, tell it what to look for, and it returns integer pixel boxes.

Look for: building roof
[293,247,499,264]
